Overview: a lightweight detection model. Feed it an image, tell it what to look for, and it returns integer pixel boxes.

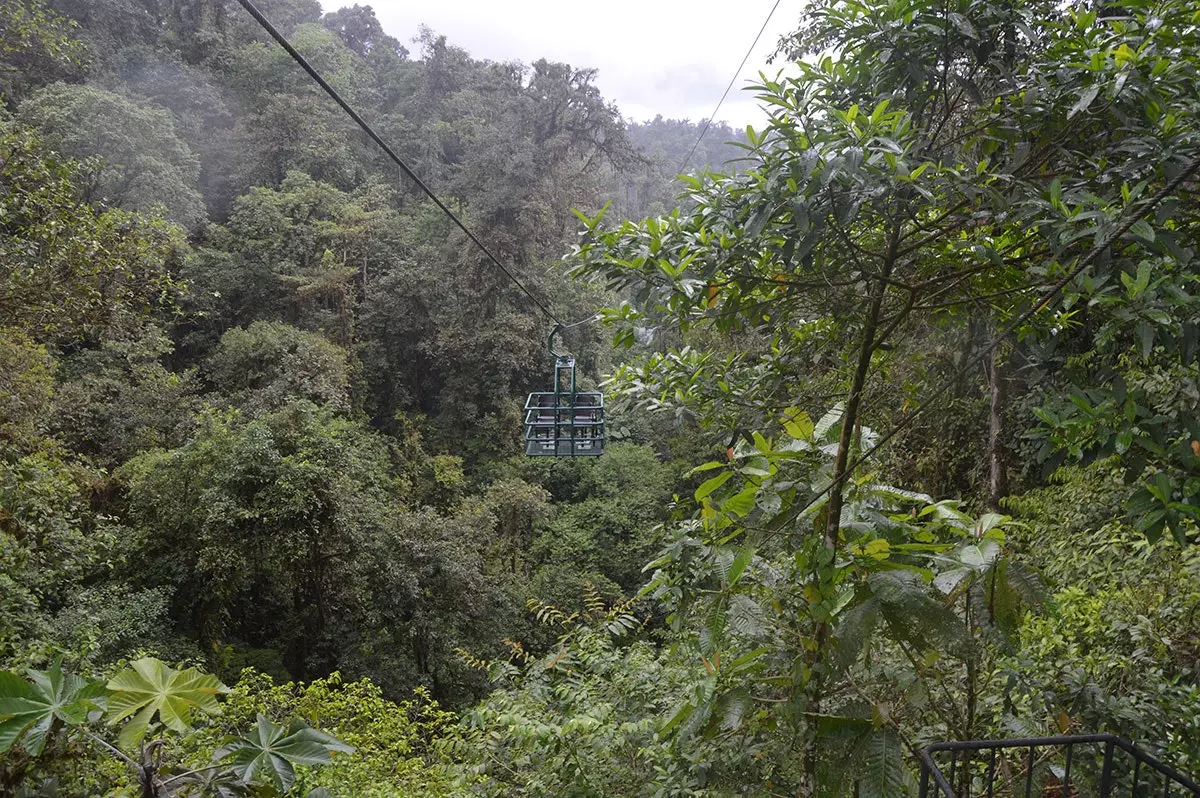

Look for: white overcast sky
[317,1,805,127]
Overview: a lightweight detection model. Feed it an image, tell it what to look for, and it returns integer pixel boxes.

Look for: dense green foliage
[2,0,1199,794]
[0,656,366,796]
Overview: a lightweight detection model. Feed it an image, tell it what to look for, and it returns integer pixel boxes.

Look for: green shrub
[179,670,460,797]
[999,462,1200,770]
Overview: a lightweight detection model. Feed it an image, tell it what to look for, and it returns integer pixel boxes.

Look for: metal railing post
[1062,743,1073,798]
[1100,739,1116,798]
[1025,745,1036,798]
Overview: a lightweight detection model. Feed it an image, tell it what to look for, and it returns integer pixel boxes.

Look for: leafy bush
[450,602,691,797]
[178,670,460,797]
[1000,462,1200,770]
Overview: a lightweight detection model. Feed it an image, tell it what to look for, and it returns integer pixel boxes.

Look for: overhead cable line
[233,0,564,326]
[677,0,783,175]
[783,151,1200,531]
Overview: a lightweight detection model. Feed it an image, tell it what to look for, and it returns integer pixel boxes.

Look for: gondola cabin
[524,333,605,456]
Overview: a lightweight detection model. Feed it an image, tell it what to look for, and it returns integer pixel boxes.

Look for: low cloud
[318,0,801,126]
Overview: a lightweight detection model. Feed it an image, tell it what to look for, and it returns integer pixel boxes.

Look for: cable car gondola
[524,326,605,457]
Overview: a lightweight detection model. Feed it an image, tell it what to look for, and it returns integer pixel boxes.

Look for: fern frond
[582,581,607,618]
[454,647,492,671]
[608,594,642,617]
[726,594,766,641]
[813,404,845,442]
[863,484,934,507]
[527,598,576,628]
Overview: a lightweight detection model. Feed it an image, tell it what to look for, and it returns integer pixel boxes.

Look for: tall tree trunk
[824,254,894,548]
[806,234,899,797]
[988,346,1009,511]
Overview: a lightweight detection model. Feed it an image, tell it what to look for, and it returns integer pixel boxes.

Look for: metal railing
[919,734,1200,798]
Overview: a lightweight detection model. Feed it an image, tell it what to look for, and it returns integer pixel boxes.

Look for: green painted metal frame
[523,326,605,457]
[918,734,1200,797]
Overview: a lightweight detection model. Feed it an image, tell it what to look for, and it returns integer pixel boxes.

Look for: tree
[0,330,53,454]
[51,325,201,467]
[223,25,365,191]
[114,46,242,217]
[0,0,87,107]
[452,594,686,797]
[575,0,1200,538]
[0,120,183,344]
[321,4,407,60]
[179,670,458,797]
[568,0,1200,789]
[624,410,1046,794]
[18,82,206,229]
[238,0,321,34]
[116,400,520,703]
[0,449,121,666]
[0,122,185,673]
[523,443,679,603]
[611,116,750,220]
[206,321,353,415]
[118,402,397,679]
[183,172,380,349]
[44,0,160,62]
[342,505,526,703]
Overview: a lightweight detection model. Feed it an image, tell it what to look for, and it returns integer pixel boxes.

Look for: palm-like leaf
[105,658,229,750]
[1002,560,1050,607]
[0,662,107,756]
[812,714,873,798]
[862,484,934,506]
[215,714,354,793]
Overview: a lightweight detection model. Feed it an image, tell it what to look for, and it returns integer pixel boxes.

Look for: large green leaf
[863,484,934,506]
[958,539,1000,570]
[931,538,1002,595]
[870,571,965,654]
[813,404,845,444]
[0,662,107,756]
[832,596,880,673]
[781,407,815,439]
[932,566,972,595]
[857,730,916,798]
[216,714,354,793]
[813,714,873,798]
[694,470,733,501]
[105,658,229,750]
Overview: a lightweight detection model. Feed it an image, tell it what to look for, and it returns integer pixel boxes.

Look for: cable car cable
[558,313,605,331]
[233,0,613,458]
[232,0,564,326]
[676,0,783,175]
